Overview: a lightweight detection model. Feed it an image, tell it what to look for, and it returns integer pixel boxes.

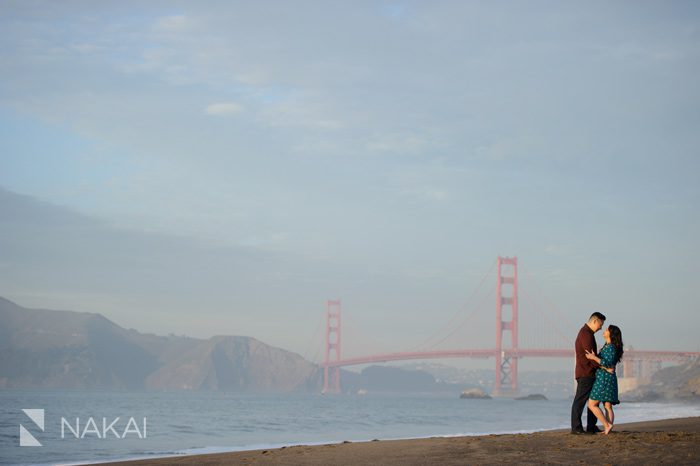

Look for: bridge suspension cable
[342,305,394,357]
[520,266,577,332]
[302,312,324,363]
[406,259,496,351]
[418,284,495,351]
[518,289,571,349]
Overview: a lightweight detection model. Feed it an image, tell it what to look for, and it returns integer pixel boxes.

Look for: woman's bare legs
[588,399,612,434]
[604,402,615,426]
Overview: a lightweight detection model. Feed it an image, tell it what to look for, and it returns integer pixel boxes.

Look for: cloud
[544,245,572,257]
[399,185,449,202]
[366,132,433,155]
[204,102,244,116]
[153,14,188,33]
[70,43,104,54]
[258,93,344,130]
[421,187,448,201]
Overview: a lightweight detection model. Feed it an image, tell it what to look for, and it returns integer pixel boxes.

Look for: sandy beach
[97,416,700,466]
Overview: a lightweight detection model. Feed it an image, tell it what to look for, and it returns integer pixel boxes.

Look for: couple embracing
[571,312,624,435]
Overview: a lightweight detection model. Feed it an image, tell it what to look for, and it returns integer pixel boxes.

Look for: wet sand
[98,416,700,465]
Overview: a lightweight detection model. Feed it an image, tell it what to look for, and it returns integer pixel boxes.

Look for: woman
[585,325,624,435]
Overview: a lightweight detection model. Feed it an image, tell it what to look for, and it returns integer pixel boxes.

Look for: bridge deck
[322,349,700,367]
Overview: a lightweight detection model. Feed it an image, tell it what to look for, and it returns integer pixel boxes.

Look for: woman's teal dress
[589,343,620,405]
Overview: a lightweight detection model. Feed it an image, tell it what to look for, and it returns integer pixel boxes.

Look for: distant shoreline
[91,416,700,466]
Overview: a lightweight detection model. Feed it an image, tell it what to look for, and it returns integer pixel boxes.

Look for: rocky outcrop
[460,388,492,399]
[625,357,700,402]
[515,394,548,401]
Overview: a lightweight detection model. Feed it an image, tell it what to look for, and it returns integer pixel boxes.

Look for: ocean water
[1,390,699,466]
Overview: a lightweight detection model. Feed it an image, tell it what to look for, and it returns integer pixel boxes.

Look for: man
[571,311,606,434]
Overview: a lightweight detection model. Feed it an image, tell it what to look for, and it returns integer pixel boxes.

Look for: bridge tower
[495,256,519,395]
[322,299,342,394]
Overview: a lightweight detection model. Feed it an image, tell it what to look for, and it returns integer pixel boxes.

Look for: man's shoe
[570,428,585,435]
[586,426,602,434]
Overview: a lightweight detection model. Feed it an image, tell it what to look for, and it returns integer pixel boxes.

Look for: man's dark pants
[571,376,597,432]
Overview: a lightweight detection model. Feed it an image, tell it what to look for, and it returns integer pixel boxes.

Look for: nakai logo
[19,409,147,446]
[19,409,44,447]
[61,416,147,439]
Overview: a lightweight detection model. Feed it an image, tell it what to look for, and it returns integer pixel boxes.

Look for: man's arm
[585,349,612,372]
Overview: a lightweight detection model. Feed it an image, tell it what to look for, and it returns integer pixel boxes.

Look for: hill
[145,335,319,391]
[0,297,320,391]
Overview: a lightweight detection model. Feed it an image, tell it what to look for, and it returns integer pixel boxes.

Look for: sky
[1,1,699,368]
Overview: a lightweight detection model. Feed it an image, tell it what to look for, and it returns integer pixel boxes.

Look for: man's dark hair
[589,311,606,322]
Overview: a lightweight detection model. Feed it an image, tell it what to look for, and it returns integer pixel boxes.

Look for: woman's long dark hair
[608,325,624,364]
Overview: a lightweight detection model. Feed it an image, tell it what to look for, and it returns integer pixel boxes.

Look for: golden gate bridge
[316,257,700,395]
